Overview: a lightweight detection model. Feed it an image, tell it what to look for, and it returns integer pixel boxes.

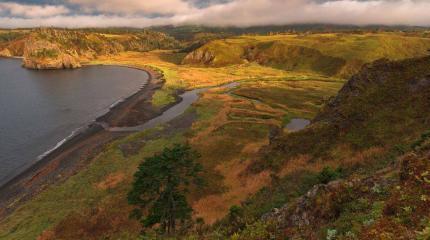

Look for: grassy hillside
[183,33,430,77]
[221,56,430,240]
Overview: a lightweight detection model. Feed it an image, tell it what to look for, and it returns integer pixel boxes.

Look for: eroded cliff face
[182,48,215,65]
[22,38,81,70]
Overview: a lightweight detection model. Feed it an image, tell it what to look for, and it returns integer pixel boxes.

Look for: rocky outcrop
[260,170,393,239]
[0,48,12,57]
[23,54,81,70]
[260,137,430,239]
[182,49,215,65]
[22,38,81,70]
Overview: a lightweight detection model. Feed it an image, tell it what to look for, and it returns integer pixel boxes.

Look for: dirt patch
[37,230,55,240]
[95,173,125,190]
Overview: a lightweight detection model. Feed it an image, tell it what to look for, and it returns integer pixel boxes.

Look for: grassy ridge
[183,33,430,77]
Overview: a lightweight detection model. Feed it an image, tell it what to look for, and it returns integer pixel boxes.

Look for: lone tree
[128,144,203,235]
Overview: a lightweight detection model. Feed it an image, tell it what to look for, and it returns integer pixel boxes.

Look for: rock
[182,49,215,65]
[0,48,12,57]
[23,53,81,70]
[22,38,81,70]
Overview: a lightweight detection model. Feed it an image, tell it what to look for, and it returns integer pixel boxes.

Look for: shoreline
[0,63,179,219]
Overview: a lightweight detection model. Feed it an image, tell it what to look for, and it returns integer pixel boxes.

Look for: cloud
[0,2,69,18]
[0,15,171,28]
[176,0,430,27]
[1,0,430,28]
[67,0,194,15]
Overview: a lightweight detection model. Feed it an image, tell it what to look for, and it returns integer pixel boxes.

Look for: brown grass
[278,145,387,178]
[192,142,271,224]
[94,172,125,190]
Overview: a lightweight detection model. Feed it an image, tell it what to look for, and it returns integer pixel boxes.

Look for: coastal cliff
[22,38,81,69]
[0,28,181,70]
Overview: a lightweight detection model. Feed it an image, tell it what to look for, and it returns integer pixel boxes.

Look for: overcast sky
[0,0,430,28]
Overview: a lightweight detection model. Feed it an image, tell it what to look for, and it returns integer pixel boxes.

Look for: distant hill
[151,24,430,41]
[183,33,430,78]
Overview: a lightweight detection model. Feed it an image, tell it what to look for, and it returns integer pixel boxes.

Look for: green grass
[232,79,343,119]
[152,88,177,107]
[151,66,187,107]
[30,48,59,58]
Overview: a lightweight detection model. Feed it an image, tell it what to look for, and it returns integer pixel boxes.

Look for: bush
[411,130,430,151]
[317,167,344,184]
[31,48,59,58]
[230,221,274,240]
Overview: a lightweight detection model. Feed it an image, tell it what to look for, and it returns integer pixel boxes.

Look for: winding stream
[108,82,240,132]
[108,81,310,133]
[285,118,311,132]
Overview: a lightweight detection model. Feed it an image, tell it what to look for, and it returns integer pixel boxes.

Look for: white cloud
[1,0,430,28]
[0,15,170,28]
[68,0,194,15]
[0,2,69,18]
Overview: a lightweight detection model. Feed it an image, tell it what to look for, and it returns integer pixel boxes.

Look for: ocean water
[0,58,148,186]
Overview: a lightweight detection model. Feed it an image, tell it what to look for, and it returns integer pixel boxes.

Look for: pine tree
[128,144,203,235]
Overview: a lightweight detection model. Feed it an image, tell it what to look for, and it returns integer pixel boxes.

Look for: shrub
[317,166,344,184]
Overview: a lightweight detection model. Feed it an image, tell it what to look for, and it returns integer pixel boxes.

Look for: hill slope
[222,56,430,239]
[183,33,430,77]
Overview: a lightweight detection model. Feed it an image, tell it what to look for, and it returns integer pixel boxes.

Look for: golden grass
[91,51,323,90]
[187,76,341,223]
[192,142,271,224]
[188,90,277,223]
[278,145,387,178]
